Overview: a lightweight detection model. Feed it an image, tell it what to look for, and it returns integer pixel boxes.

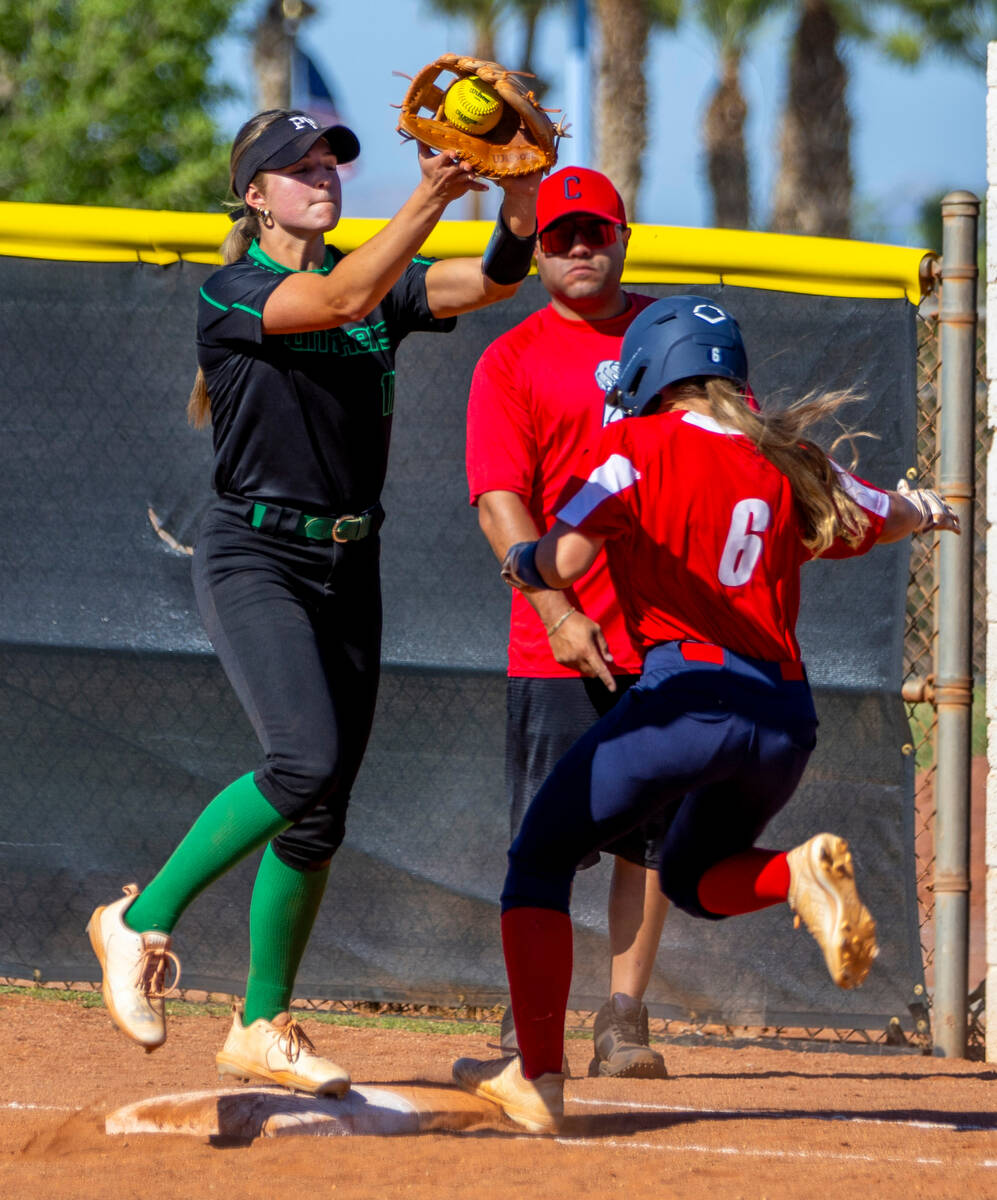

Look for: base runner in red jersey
[453,294,960,1134]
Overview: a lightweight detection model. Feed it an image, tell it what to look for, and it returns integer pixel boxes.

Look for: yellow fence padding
[0,201,935,303]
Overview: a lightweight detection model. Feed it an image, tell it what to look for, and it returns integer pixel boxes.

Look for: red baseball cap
[536,167,628,234]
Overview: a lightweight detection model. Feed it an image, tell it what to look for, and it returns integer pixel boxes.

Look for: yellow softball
[443,75,504,135]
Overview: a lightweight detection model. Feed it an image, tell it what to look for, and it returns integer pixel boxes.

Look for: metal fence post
[933,190,978,1058]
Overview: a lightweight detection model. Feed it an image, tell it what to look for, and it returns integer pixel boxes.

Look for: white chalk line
[556,1137,993,1168]
[536,1096,997,1167]
[3,1101,78,1113]
[570,1095,997,1134]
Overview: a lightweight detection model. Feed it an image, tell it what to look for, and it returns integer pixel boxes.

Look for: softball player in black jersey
[87,108,541,1094]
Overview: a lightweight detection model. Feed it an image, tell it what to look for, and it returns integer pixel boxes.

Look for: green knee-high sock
[242,845,329,1027]
[125,773,290,934]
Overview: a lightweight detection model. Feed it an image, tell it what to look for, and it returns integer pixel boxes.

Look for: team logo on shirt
[284,321,390,356]
[595,359,619,391]
[596,359,625,426]
[693,303,727,325]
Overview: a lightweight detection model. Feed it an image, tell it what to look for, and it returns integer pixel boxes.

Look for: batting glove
[896,478,961,534]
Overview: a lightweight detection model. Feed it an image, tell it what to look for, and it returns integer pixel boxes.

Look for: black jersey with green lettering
[196,240,456,513]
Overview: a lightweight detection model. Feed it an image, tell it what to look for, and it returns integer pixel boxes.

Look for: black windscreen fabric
[0,258,922,1032]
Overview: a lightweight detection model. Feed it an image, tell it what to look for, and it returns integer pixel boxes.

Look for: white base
[105,1083,498,1139]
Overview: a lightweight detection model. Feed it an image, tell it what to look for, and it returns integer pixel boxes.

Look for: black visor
[233,111,360,198]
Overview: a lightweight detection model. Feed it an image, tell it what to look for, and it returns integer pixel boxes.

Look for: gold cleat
[216,1008,350,1097]
[452,1054,564,1134]
[787,833,878,989]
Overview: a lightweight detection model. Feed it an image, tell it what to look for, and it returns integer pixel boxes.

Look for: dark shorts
[191,498,383,871]
[506,674,669,870]
[503,642,819,919]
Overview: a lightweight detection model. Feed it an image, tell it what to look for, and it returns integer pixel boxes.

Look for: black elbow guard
[481,212,536,285]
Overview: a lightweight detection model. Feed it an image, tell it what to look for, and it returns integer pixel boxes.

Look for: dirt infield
[2,991,996,1200]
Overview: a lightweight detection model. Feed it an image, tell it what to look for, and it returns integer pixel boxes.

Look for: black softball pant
[191,499,382,871]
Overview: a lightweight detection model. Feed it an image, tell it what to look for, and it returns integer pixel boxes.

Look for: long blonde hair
[186,110,295,429]
[665,377,874,557]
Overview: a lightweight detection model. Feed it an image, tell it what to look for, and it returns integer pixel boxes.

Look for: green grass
[0,983,596,1039]
[1,983,111,1010]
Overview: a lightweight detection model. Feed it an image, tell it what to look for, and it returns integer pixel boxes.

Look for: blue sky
[213,2,986,248]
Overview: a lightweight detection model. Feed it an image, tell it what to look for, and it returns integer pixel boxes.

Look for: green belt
[250,502,375,542]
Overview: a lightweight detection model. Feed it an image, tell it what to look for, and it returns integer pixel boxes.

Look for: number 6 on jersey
[718,498,771,586]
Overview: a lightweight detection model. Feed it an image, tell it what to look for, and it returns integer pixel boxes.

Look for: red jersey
[556,410,890,663]
[466,295,654,677]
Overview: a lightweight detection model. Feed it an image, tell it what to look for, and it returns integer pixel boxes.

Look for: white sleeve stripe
[681,410,741,436]
[830,460,891,517]
[557,453,641,526]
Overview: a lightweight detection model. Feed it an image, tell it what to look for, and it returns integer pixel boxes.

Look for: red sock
[501,907,572,1079]
[696,849,790,916]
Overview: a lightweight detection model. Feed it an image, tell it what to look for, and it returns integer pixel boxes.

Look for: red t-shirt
[466,296,654,677]
[556,410,890,663]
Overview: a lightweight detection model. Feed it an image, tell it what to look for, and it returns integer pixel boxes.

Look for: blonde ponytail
[187,368,212,430]
[219,211,260,266]
[188,108,290,429]
[187,208,264,428]
[669,378,875,556]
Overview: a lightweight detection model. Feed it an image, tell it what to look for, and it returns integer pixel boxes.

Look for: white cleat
[86,883,180,1051]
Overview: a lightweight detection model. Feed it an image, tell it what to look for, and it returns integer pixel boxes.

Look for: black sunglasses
[538,218,620,256]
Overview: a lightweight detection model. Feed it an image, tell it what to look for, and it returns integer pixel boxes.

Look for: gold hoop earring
[260,208,274,228]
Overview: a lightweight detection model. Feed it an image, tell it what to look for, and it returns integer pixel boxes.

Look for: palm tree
[511,0,549,78]
[252,0,316,111]
[594,0,680,220]
[425,0,506,60]
[770,0,994,238]
[884,0,997,69]
[422,0,511,216]
[695,0,774,229]
[770,0,860,237]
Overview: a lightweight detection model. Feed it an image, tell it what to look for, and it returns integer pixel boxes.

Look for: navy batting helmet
[607,295,748,418]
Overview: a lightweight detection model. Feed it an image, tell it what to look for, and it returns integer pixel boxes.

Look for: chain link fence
[0,264,969,1057]
[900,304,988,1058]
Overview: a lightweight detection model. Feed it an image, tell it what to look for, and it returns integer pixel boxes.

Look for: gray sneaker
[500,1005,519,1055]
[588,993,667,1079]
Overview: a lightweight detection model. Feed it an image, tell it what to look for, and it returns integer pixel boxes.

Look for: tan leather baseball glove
[396,53,565,179]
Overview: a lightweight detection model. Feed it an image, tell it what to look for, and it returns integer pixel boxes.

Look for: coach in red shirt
[465,167,669,1079]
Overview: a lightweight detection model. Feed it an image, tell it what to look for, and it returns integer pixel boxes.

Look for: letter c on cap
[564,175,582,200]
